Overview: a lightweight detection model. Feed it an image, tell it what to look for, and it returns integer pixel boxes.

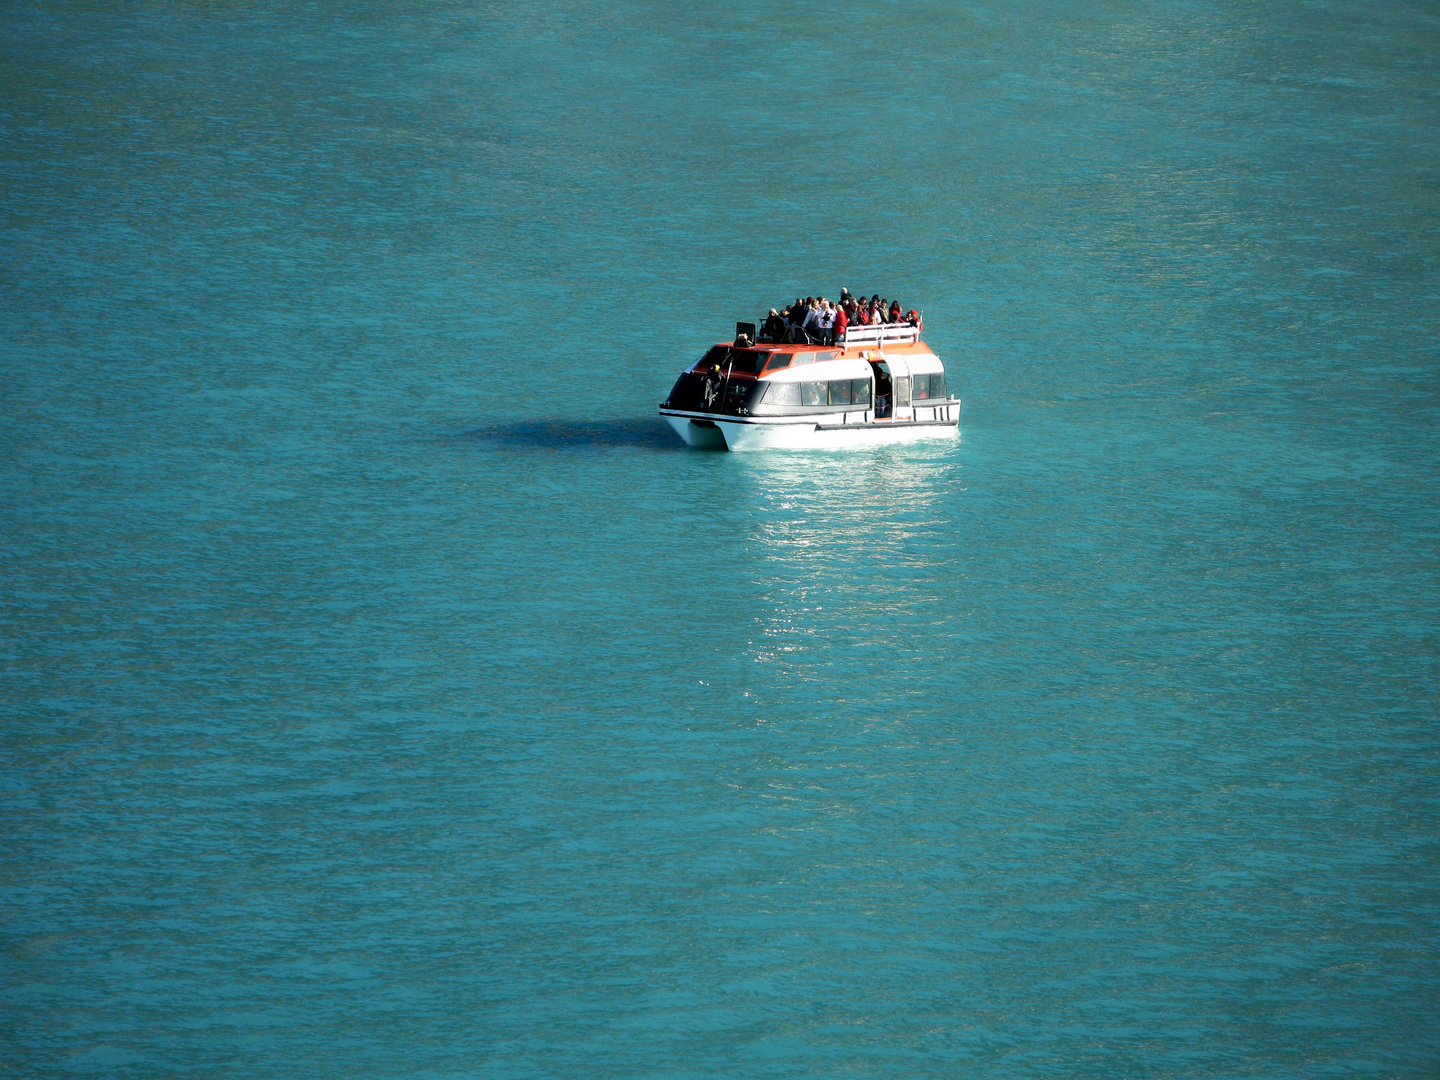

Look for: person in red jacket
[833,300,849,345]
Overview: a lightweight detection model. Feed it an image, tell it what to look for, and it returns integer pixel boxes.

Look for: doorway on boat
[870,359,894,418]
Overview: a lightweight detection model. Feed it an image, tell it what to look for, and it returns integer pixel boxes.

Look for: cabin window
[912,375,930,400]
[732,350,768,375]
[698,346,768,375]
[764,352,792,373]
[930,373,947,399]
[766,380,876,407]
[764,382,801,406]
[894,376,910,405]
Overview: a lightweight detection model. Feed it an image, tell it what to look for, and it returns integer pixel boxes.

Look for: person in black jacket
[761,309,787,343]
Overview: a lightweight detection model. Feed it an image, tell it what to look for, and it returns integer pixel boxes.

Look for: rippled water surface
[3,1,1439,1076]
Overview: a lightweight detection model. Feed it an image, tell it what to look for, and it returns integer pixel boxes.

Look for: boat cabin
[663,336,948,423]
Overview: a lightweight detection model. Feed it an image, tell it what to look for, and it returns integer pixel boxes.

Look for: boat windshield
[699,346,771,375]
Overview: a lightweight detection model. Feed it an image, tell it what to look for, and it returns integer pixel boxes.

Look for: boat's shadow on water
[460,418,687,451]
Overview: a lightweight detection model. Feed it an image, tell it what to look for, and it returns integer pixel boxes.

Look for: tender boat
[659,319,960,451]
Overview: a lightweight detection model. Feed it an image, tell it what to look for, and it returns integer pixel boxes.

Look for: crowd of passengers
[756,288,920,347]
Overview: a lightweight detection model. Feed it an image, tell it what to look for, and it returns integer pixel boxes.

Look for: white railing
[839,322,920,348]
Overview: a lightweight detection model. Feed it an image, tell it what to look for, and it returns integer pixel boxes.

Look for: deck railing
[839,322,920,348]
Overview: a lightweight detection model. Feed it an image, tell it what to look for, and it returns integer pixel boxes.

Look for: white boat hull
[661,405,960,452]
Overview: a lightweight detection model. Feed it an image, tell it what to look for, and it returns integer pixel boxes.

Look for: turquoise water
[3,0,1439,1075]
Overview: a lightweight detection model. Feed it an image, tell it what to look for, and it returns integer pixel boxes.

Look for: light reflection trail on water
[717,443,969,692]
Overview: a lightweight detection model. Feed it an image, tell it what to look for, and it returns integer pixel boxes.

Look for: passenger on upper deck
[802,298,823,342]
[761,308,787,343]
[744,289,918,347]
[818,300,836,346]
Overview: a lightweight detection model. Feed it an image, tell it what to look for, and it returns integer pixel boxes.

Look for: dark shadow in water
[459,418,688,451]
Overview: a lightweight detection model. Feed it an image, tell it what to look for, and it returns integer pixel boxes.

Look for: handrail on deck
[839,322,920,347]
